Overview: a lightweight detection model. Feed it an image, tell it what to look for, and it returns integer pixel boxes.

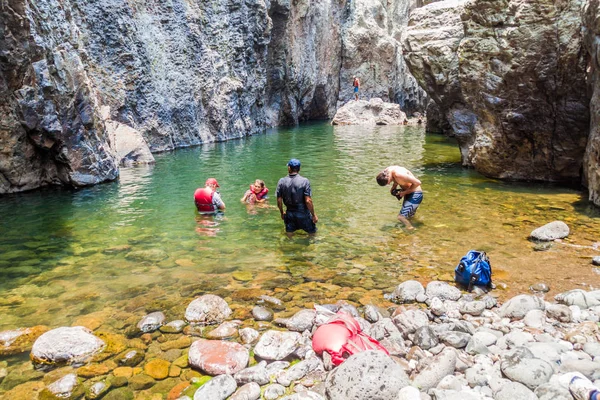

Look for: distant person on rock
[353,75,360,101]
[194,178,225,214]
[276,159,318,238]
[376,166,423,230]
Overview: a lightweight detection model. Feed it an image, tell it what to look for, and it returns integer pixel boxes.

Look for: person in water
[276,159,318,238]
[353,75,360,101]
[376,166,423,230]
[194,178,225,214]
[241,179,269,204]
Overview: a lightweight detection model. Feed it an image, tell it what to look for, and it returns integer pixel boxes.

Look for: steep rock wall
[339,0,427,113]
[0,0,429,193]
[582,0,600,206]
[404,0,590,182]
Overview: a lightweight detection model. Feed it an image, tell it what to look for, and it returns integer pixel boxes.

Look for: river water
[0,122,599,334]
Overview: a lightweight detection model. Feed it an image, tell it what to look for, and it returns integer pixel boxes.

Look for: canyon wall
[583,0,600,206]
[404,0,590,183]
[1,0,423,193]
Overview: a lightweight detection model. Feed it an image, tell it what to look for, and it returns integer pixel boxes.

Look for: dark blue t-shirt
[276,174,312,211]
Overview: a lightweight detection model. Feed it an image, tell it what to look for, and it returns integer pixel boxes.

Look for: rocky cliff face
[1,0,425,193]
[583,0,600,207]
[404,0,590,183]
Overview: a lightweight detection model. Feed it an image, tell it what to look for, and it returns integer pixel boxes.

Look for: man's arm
[305,196,318,223]
[277,197,285,220]
[213,192,226,210]
[398,174,422,197]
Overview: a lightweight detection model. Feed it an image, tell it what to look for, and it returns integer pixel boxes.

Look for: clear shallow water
[0,122,599,333]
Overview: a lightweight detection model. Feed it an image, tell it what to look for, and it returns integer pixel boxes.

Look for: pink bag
[312,310,389,366]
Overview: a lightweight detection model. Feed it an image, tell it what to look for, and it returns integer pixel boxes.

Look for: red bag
[312,310,389,366]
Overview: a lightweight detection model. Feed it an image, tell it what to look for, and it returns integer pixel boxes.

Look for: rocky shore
[1,279,599,399]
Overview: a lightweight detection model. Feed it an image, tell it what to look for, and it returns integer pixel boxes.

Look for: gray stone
[393,310,429,336]
[523,309,546,328]
[264,383,286,400]
[530,221,570,241]
[555,290,600,309]
[259,296,285,311]
[230,382,261,400]
[397,386,422,400]
[283,310,316,332]
[500,347,554,389]
[526,342,567,365]
[326,350,409,399]
[583,342,600,358]
[239,328,260,344]
[465,332,497,355]
[534,382,573,400]
[438,331,471,349]
[206,320,241,340]
[85,380,110,400]
[459,301,486,316]
[499,295,545,319]
[252,306,274,322]
[430,297,446,316]
[392,280,426,303]
[494,381,537,400]
[413,348,457,391]
[559,359,600,379]
[593,256,600,266]
[277,357,322,387]
[426,281,462,301]
[254,330,301,361]
[530,283,551,293]
[193,374,237,400]
[31,326,105,366]
[136,311,165,333]
[234,361,270,385]
[413,326,439,350]
[363,305,381,323]
[546,304,572,323]
[185,295,232,325]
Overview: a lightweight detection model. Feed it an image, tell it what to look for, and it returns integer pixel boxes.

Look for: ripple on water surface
[0,123,599,333]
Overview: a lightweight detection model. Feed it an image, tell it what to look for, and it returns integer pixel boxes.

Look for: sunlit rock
[185,294,232,325]
[0,325,49,356]
[188,339,248,375]
[31,327,105,367]
[530,221,570,241]
[332,99,407,126]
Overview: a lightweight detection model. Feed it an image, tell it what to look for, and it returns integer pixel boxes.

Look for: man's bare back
[376,166,423,229]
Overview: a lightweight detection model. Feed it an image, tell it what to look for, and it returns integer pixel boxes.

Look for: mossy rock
[128,374,155,390]
[108,376,128,388]
[144,359,170,380]
[232,271,254,282]
[103,387,134,400]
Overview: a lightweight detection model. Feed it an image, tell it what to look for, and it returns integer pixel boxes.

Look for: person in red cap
[194,178,226,214]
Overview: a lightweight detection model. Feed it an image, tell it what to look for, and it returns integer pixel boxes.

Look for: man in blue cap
[276,159,318,237]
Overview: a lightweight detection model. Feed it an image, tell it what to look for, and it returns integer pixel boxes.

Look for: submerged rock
[0,325,49,356]
[254,330,301,361]
[193,374,237,400]
[40,373,82,399]
[31,326,105,366]
[136,312,165,333]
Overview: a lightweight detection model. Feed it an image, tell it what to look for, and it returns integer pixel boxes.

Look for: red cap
[205,178,219,187]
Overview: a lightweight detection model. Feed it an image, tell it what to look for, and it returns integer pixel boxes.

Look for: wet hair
[376,171,388,186]
[254,179,265,188]
[288,165,300,173]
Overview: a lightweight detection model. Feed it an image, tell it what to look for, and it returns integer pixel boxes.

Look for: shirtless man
[376,166,423,229]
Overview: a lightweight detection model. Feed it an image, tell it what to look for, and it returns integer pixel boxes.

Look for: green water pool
[0,122,599,333]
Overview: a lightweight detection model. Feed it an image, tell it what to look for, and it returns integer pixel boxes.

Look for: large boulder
[404,0,589,185]
[325,350,409,399]
[185,294,232,325]
[30,326,105,366]
[529,221,570,241]
[499,295,545,319]
[500,347,554,390]
[332,99,407,126]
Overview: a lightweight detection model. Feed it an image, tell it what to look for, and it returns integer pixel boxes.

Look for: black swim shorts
[284,210,317,234]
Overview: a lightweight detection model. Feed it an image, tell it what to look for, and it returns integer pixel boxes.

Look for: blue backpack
[454,250,492,291]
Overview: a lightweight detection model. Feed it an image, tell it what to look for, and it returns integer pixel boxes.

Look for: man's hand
[312,214,318,223]
[281,212,286,220]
